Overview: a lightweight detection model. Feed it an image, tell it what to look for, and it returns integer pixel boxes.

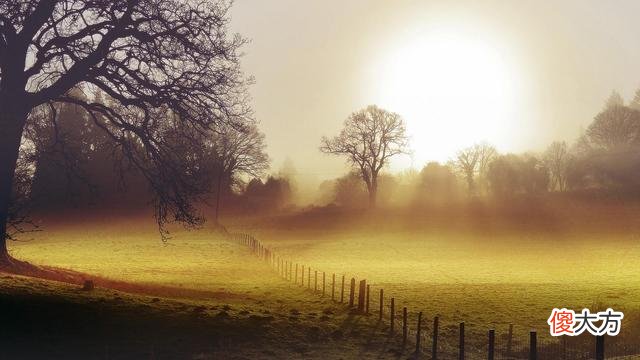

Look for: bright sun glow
[371,25,526,168]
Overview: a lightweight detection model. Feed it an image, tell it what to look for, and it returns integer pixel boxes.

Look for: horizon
[230,0,640,183]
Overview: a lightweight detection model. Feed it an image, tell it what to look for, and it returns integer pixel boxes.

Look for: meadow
[242,198,640,357]
[4,197,640,359]
[4,214,400,359]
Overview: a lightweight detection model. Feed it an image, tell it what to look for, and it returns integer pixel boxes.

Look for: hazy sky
[230,0,640,186]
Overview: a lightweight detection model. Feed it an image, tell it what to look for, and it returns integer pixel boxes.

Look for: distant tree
[452,143,497,195]
[208,123,269,224]
[567,102,640,190]
[519,156,550,194]
[25,88,130,208]
[630,88,640,111]
[419,162,459,202]
[320,105,408,208]
[487,154,549,197]
[543,141,570,191]
[243,176,292,211]
[333,172,368,207]
[584,105,640,151]
[605,90,625,109]
[486,155,520,197]
[0,0,250,261]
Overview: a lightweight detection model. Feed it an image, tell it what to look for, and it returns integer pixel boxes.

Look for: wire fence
[227,232,640,360]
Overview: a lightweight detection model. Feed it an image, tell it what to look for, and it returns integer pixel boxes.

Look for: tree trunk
[368,177,378,208]
[466,173,475,196]
[0,98,29,263]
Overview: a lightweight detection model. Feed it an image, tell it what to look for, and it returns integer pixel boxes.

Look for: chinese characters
[548,308,623,336]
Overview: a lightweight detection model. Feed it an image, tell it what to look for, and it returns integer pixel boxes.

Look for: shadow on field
[0,257,249,301]
[0,283,268,359]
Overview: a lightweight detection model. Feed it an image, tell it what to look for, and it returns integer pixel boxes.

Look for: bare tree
[543,141,570,191]
[0,0,250,262]
[584,105,640,151]
[605,90,625,109]
[209,122,269,224]
[452,142,497,195]
[320,105,408,208]
[630,88,640,111]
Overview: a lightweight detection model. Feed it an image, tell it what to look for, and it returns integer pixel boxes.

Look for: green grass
[3,217,413,359]
[5,202,640,358]
[238,206,640,356]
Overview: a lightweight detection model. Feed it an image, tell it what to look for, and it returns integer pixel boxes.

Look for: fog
[230,0,640,197]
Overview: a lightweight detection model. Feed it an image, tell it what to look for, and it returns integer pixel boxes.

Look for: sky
[229,0,640,188]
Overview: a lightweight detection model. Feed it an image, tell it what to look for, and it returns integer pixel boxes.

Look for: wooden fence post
[402,307,408,347]
[379,289,384,320]
[331,274,335,300]
[365,284,370,314]
[432,316,439,360]
[348,278,355,307]
[506,323,513,356]
[301,265,304,286]
[488,329,495,360]
[295,264,298,284]
[459,322,465,360]
[322,272,326,296]
[595,335,604,360]
[307,267,311,289]
[314,270,318,292]
[390,298,395,334]
[340,275,345,303]
[415,311,422,354]
[357,280,366,313]
[289,262,292,281]
[529,331,537,360]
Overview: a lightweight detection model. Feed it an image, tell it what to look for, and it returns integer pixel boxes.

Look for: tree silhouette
[486,154,549,197]
[630,88,640,111]
[208,123,269,224]
[584,105,640,151]
[543,141,570,191]
[419,162,459,202]
[605,90,624,109]
[0,0,250,261]
[452,143,497,195]
[320,105,408,208]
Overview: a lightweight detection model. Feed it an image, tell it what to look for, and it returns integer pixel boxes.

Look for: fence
[227,232,638,359]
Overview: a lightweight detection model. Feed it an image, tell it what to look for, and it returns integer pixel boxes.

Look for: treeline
[318,89,640,207]
[19,88,292,218]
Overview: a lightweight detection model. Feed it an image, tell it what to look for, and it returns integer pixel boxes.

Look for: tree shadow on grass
[0,282,271,360]
[0,256,249,301]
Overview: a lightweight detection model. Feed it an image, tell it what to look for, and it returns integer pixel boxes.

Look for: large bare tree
[0,0,250,262]
[320,105,408,208]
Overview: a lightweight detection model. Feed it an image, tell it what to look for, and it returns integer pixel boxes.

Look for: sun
[371,25,524,168]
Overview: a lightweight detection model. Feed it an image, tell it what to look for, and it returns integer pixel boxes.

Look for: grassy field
[3,215,409,359]
[4,199,640,359]
[237,202,640,357]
